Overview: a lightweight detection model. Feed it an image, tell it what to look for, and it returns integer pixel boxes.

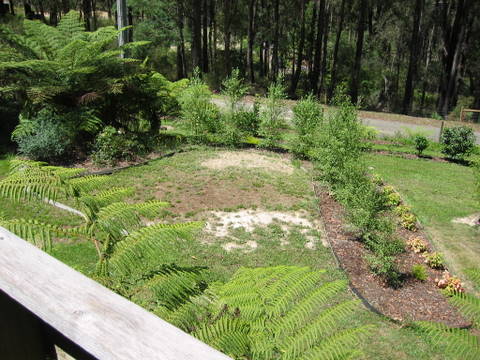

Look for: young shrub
[371,173,384,186]
[383,189,402,208]
[435,271,464,293]
[440,126,476,160]
[407,237,428,253]
[291,94,323,157]
[413,135,429,156]
[400,212,418,231]
[219,69,250,146]
[423,252,444,269]
[411,264,428,281]
[13,109,74,163]
[258,77,287,148]
[393,204,412,217]
[178,68,219,137]
[92,126,145,166]
[367,254,401,287]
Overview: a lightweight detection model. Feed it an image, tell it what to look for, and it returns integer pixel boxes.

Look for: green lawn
[366,153,480,291]
[0,148,457,359]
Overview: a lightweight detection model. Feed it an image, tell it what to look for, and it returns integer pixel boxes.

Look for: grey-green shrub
[440,126,476,160]
[13,108,74,162]
[259,78,286,147]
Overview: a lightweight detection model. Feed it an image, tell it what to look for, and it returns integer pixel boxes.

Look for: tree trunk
[82,0,92,31]
[319,4,330,98]
[191,0,202,70]
[202,0,209,72]
[402,0,424,114]
[116,0,128,56]
[306,0,318,75]
[437,0,472,117]
[247,0,256,83]
[223,0,232,75]
[328,0,346,100]
[176,3,187,79]
[310,0,326,94]
[290,0,306,96]
[350,0,368,104]
[272,0,280,78]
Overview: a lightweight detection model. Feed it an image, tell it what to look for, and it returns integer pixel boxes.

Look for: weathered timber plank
[0,227,232,360]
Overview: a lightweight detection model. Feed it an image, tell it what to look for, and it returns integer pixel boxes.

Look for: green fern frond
[195,266,370,360]
[68,175,110,193]
[194,317,251,358]
[465,268,480,288]
[109,222,202,276]
[140,270,205,310]
[298,326,373,360]
[413,321,480,360]
[57,11,86,40]
[0,218,67,251]
[79,187,134,213]
[449,292,480,326]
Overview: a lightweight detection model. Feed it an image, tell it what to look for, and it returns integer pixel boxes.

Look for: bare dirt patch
[204,209,326,251]
[201,151,294,174]
[452,213,480,227]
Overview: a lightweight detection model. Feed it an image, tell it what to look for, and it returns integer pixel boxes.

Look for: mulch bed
[371,149,451,163]
[314,184,471,328]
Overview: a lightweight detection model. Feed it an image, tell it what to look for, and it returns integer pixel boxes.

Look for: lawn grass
[366,153,480,291]
[0,148,455,359]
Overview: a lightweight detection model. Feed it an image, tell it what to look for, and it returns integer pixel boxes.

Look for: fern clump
[177,266,373,359]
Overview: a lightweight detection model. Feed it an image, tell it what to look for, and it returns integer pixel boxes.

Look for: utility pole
[116,0,128,57]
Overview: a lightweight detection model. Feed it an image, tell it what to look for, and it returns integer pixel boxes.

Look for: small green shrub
[411,264,428,281]
[13,109,74,162]
[394,204,412,217]
[424,252,444,269]
[400,212,418,231]
[291,94,323,157]
[413,135,429,155]
[367,254,401,287]
[259,77,286,147]
[407,237,428,253]
[179,68,219,136]
[440,126,476,160]
[92,126,146,166]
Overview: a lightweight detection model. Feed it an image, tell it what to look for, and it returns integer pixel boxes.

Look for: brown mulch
[314,184,471,328]
[371,149,451,163]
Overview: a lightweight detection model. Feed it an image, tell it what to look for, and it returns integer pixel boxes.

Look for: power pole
[116,0,128,57]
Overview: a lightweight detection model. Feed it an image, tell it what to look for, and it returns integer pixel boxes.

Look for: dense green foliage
[440,126,476,160]
[413,135,429,156]
[258,78,287,148]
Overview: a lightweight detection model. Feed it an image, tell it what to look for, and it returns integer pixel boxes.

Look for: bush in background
[178,68,219,138]
[12,108,74,162]
[414,135,429,155]
[291,94,323,157]
[92,126,147,166]
[258,77,286,148]
[440,126,476,160]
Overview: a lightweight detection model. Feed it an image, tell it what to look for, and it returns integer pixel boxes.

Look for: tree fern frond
[194,317,251,358]
[68,175,110,193]
[57,11,86,40]
[109,222,202,276]
[465,268,480,288]
[297,326,373,360]
[279,300,361,359]
[79,187,134,214]
[449,292,480,326]
[0,218,67,251]
[414,321,480,360]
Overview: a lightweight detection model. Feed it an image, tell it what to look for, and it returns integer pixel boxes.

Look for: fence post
[438,120,445,142]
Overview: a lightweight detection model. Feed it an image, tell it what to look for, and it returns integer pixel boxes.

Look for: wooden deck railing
[0,226,232,360]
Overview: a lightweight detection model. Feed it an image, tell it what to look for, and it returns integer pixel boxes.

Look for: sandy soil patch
[201,151,294,174]
[452,213,480,227]
[205,209,327,251]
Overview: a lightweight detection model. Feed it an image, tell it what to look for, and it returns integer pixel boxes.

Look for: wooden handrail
[0,226,232,360]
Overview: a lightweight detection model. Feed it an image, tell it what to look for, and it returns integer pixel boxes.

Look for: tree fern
[109,222,202,276]
[185,266,371,360]
[413,321,480,360]
[449,292,480,327]
[465,268,480,289]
